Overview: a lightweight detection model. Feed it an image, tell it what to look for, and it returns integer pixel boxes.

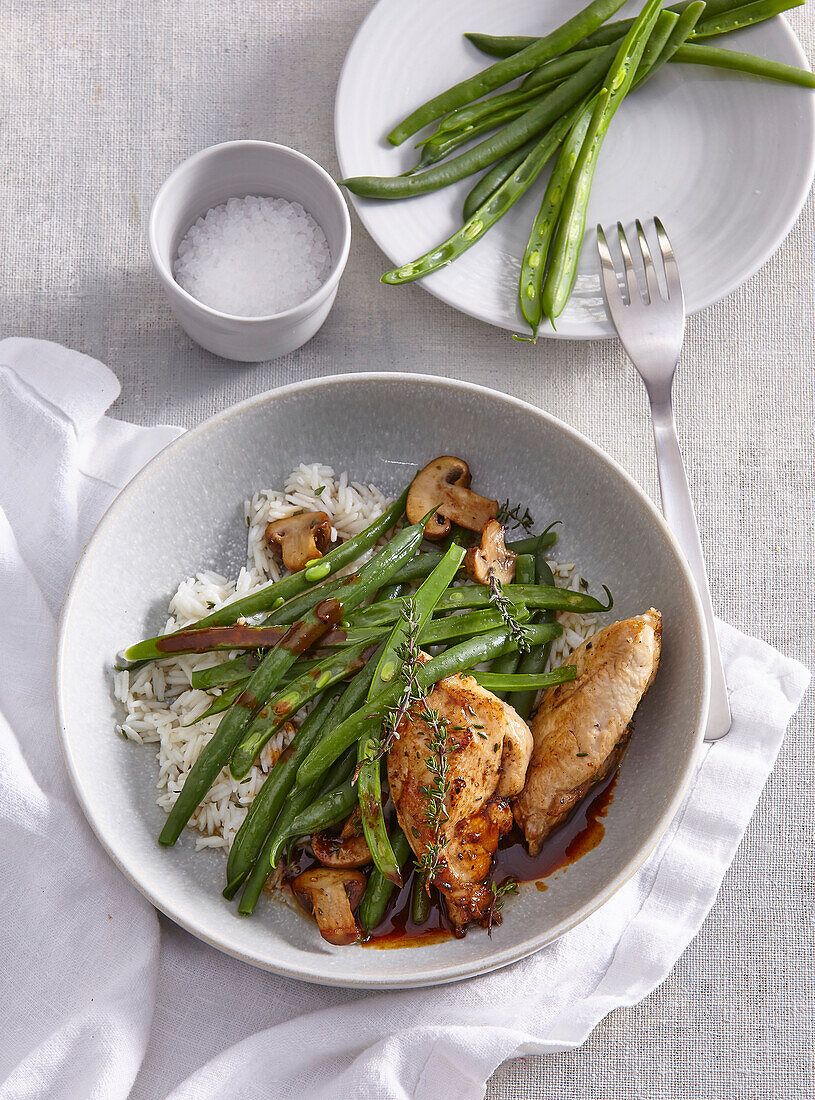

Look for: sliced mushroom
[291,868,367,946]
[311,830,372,869]
[464,519,517,585]
[406,456,498,540]
[265,510,331,572]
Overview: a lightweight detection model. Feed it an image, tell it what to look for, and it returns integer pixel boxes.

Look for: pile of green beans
[123,475,618,938]
[338,0,814,334]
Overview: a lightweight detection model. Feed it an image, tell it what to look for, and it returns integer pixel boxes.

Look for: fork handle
[649,396,731,742]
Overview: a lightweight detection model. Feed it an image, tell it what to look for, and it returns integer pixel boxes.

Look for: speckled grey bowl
[56,374,709,988]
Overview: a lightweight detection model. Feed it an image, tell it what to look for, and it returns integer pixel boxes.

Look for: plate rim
[55,372,711,987]
[334,1,815,340]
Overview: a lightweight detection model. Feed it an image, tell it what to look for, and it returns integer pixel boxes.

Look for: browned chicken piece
[514,609,662,855]
[387,671,532,932]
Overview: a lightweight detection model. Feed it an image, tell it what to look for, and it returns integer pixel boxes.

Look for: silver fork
[597,217,730,743]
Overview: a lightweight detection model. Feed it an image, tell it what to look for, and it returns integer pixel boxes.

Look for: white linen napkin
[0,337,808,1100]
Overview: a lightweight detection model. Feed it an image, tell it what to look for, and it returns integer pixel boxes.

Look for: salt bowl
[148,141,351,362]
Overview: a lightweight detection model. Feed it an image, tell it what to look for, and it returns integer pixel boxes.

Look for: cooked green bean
[411,872,432,924]
[345,50,613,201]
[158,515,428,846]
[296,620,567,788]
[691,0,803,37]
[472,667,577,691]
[414,96,547,170]
[231,654,382,907]
[507,525,560,555]
[381,106,585,283]
[486,554,535,697]
[123,488,408,662]
[190,653,259,690]
[223,688,337,898]
[267,751,358,871]
[386,0,627,145]
[461,139,539,221]
[541,0,664,325]
[348,582,611,630]
[507,537,558,719]
[356,544,465,884]
[633,2,706,88]
[518,103,595,338]
[229,641,372,780]
[359,828,413,933]
[673,42,815,86]
[522,44,614,91]
[436,85,561,137]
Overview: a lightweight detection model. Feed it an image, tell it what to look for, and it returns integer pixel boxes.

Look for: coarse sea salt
[174,195,331,317]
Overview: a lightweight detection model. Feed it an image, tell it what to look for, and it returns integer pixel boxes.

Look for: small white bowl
[148,140,351,362]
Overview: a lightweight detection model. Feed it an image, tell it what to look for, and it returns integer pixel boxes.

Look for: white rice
[115,464,601,856]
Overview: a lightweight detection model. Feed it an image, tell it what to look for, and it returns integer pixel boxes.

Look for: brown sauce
[365,769,618,948]
[154,624,284,654]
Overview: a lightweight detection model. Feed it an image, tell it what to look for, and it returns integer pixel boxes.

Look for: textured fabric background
[2,2,813,1096]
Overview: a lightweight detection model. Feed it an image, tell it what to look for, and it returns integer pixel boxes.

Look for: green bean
[464,32,548,59]
[673,42,815,85]
[158,517,427,846]
[349,582,611,630]
[508,538,557,719]
[486,554,535,697]
[633,2,706,88]
[123,488,408,663]
[356,544,466,883]
[472,667,577,691]
[190,653,259,690]
[267,751,358,871]
[411,872,432,924]
[223,689,336,898]
[437,85,561,137]
[522,45,614,90]
[339,606,533,651]
[386,0,627,145]
[692,0,803,37]
[381,105,586,284]
[462,139,539,221]
[541,0,664,325]
[230,651,382,904]
[387,527,556,586]
[359,828,413,933]
[296,621,566,788]
[414,97,547,170]
[518,103,595,339]
[186,677,251,724]
[345,50,613,201]
[229,641,372,780]
[633,10,681,76]
[507,524,560,555]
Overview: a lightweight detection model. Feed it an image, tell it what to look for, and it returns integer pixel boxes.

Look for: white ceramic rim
[147,139,352,325]
[55,373,711,987]
[334,9,815,340]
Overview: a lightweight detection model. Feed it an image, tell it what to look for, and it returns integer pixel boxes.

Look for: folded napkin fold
[0,338,808,1100]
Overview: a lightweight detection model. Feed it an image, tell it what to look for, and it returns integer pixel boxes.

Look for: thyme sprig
[367,598,425,767]
[497,500,535,533]
[417,704,452,884]
[487,568,532,653]
[487,877,519,936]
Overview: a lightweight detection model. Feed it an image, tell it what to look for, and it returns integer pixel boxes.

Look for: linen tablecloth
[2,2,813,1095]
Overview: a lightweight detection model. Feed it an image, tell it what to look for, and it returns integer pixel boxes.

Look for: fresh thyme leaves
[487,568,532,653]
[487,877,519,935]
[314,485,325,497]
[417,705,452,884]
[497,499,535,533]
[369,598,424,766]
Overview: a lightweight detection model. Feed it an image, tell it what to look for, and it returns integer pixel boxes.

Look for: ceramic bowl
[56,374,709,988]
[148,140,351,362]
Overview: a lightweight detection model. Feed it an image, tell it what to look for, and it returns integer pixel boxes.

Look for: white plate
[56,374,708,988]
[335,0,815,338]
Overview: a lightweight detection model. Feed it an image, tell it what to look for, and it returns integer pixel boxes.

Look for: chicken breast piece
[514,608,662,855]
[387,672,532,931]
